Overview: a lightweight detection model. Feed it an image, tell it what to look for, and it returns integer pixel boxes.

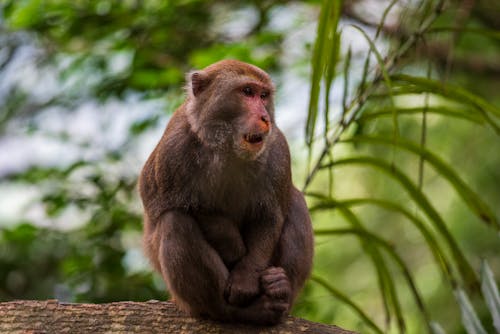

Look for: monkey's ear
[189,71,210,97]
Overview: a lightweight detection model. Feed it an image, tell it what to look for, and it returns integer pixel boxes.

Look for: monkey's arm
[195,214,246,267]
[147,210,290,325]
[225,210,284,306]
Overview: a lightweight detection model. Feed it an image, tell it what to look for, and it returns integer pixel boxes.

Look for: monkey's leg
[155,211,287,325]
[270,187,314,305]
[237,188,313,324]
[154,211,233,317]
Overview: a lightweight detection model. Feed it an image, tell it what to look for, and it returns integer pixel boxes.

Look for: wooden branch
[0,300,357,334]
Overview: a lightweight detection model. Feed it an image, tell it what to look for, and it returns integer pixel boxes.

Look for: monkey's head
[185,59,276,160]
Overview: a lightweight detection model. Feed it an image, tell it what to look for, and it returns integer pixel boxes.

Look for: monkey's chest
[191,168,266,219]
[196,180,251,217]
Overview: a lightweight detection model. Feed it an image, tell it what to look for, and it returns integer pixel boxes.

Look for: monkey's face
[186,60,276,161]
[232,82,274,160]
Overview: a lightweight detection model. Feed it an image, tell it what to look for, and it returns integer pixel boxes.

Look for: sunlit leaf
[306,0,342,146]
[480,261,500,333]
[430,322,447,334]
[455,289,487,334]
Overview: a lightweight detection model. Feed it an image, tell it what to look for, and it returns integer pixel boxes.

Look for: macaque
[139,59,313,325]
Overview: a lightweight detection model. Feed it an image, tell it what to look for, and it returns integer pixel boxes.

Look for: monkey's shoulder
[263,128,291,177]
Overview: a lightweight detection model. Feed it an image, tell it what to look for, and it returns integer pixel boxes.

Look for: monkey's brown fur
[139,60,313,325]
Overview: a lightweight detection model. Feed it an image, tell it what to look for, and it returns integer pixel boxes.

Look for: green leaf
[323,157,480,291]
[430,322,447,334]
[455,289,487,334]
[309,193,397,329]
[129,116,159,135]
[351,24,398,140]
[3,224,37,244]
[340,206,400,330]
[306,0,343,146]
[480,260,500,333]
[6,0,43,28]
[315,224,430,329]
[340,136,499,229]
[310,196,456,287]
[311,274,384,334]
[358,106,485,125]
[375,0,399,39]
[427,27,500,40]
[390,75,500,119]
[341,46,352,118]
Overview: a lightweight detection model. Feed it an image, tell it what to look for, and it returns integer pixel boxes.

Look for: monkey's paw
[257,295,289,325]
[260,266,291,302]
[225,269,260,306]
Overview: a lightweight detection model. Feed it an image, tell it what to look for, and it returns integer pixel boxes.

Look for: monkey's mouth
[244,133,265,145]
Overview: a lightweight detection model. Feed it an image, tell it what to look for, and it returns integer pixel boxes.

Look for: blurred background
[0,1,499,333]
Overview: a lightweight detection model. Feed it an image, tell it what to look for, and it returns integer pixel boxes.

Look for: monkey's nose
[259,118,270,134]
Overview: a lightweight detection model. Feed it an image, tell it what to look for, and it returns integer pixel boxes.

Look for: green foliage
[454,261,500,334]
[0,160,164,302]
[1,1,499,333]
[0,0,290,306]
[2,0,282,96]
[481,261,500,333]
[304,0,500,332]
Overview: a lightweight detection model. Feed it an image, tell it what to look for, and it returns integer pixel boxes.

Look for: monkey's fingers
[265,282,290,300]
[260,267,291,300]
[261,267,288,283]
[264,298,289,313]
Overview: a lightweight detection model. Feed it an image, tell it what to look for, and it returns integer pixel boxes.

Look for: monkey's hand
[261,267,291,303]
[224,265,261,306]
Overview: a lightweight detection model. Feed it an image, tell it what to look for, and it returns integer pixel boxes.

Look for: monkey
[139,59,313,325]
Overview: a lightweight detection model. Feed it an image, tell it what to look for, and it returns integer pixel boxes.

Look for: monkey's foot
[234,294,288,325]
[259,295,289,324]
[260,267,291,302]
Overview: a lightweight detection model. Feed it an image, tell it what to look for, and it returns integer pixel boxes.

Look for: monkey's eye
[242,87,254,97]
[260,92,269,99]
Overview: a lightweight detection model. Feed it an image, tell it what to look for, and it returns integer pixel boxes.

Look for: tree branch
[0,300,357,334]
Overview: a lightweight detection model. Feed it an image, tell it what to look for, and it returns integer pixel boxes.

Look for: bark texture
[0,300,357,334]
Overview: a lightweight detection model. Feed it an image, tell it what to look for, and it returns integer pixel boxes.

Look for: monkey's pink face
[235,82,273,159]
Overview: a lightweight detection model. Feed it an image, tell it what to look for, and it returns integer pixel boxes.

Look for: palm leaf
[310,194,396,329]
[322,157,480,291]
[311,196,456,287]
[480,261,500,333]
[315,225,430,328]
[311,275,384,334]
[306,0,342,146]
[339,136,499,229]
[358,106,484,124]
[455,290,487,334]
[390,75,500,119]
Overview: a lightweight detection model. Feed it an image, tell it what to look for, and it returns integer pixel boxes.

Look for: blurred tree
[0,0,294,305]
